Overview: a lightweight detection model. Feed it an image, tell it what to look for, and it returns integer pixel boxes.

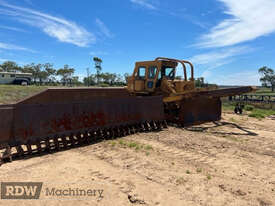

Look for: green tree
[83,74,96,86]
[57,65,75,85]
[22,64,35,74]
[22,63,55,85]
[38,70,48,85]
[93,57,102,84]
[98,72,117,85]
[0,61,21,72]
[34,63,51,85]
[195,77,205,87]
[44,63,56,83]
[109,73,117,85]
[258,66,275,91]
[124,73,130,83]
[114,74,125,86]
[32,63,42,84]
[71,76,82,86]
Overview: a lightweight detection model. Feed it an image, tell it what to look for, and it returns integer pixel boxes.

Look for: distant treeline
[0,61,129,86]
[0,60,216,88]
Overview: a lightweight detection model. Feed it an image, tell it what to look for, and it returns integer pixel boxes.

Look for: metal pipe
[181,60,194,80]
[155,57,194,81]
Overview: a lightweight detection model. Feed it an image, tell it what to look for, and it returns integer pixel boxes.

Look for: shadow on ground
[185,121,258,136]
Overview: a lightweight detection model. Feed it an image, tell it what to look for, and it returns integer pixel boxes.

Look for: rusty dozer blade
[176,86,254,126]
[178,97,221,126]
[0,88,165,164]
[187,86,256,98]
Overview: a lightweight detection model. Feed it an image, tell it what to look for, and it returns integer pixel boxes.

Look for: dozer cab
[127,57,255,126]
[127,57,196,99]
[0,57,255,164]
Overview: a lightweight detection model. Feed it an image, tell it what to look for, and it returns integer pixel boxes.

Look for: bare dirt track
[0,112,275,206]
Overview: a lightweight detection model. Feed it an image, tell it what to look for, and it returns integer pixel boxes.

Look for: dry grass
[0,85,47,104]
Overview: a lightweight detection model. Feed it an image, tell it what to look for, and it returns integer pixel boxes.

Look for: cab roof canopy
[135,59,178,68]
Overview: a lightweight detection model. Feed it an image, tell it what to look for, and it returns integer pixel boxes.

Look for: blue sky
[1,0,275,85]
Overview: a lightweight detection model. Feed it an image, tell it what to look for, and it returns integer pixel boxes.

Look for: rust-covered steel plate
[17,87,130,105]
[179,97,221,126]
[0,88,164,147]
[0,105,14,148]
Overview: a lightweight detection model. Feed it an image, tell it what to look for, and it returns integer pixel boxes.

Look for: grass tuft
[248,108,275,119]
[196,168,202,173]
[128,142,138,148]
[145,145,153,150]
[119,140,126,146]
[176,177,186,185]
[229,117,237,123]
[244,105,254,111]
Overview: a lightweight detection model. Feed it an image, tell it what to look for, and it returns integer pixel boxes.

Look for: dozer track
[0,88,166,165]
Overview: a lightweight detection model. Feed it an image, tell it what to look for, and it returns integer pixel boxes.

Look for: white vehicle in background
[0,71,32,85]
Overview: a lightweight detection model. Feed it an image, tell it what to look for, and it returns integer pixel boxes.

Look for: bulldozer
[0,57,255,164]
[126,57,254,126]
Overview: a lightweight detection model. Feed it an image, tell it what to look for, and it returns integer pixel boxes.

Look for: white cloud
[190,46,249,67]
[213,71,260,86]
[201,70,212,79]
[130,0,157,10]
[89,51,109,56]
[195,60,232,82]
[95,18,113,38]
[0,25,27,32]
[0,58,8,62]
[169,11,208,29]
[190,46,253,81]
[0,42,35,52]
[198,0,275,48]
[0,1,95,47]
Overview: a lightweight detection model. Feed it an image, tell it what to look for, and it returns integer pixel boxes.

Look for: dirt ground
[0,112,274,206]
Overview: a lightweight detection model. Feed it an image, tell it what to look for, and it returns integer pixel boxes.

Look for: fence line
[229,95,275,104]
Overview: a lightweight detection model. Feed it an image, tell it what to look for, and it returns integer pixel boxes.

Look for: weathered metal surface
[175,87,253,126]
[0,105,14,148]
[0,83,255,164]
[184,86,255,99]
[179,97,221,126]
[0,91,164,147]
[17,87,129,105]
[0,86,254,148]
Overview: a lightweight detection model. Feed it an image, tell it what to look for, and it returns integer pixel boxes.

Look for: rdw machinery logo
[1,182,43,199]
